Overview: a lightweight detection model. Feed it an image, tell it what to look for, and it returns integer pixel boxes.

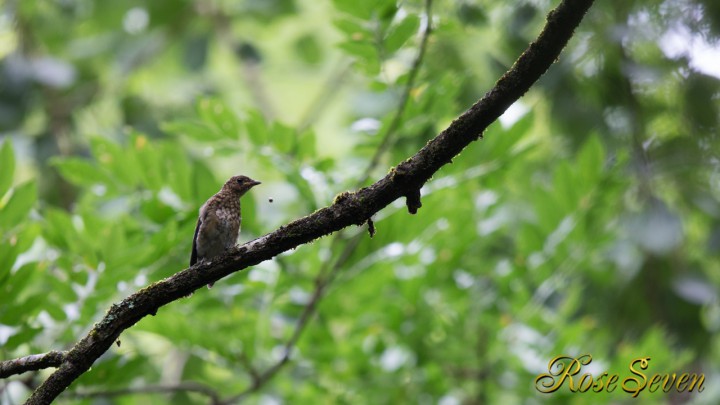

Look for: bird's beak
[249,180,261,187]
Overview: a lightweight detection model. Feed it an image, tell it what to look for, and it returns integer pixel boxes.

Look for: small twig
[237,352,261,385]
[222,233,364,404]
[0,351,67,379]
[367,217,376,238]
[199,1,277,120]
[70,381,222,404]
[616,42,654,201]
[358,0,435,186]
[297,60,354,132]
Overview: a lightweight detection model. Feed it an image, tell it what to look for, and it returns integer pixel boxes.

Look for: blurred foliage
[1,0,720,404]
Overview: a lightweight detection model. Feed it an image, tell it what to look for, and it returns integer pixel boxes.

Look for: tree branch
[0,351,67,379]
[297,59,354,132]
[198,1,277,120]
[23,0,595,403]
[70,381,221,404]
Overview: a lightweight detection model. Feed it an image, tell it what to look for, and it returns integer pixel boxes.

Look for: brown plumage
[191,175,261,288]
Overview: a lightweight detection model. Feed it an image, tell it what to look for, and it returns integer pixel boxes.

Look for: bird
[190,175,261,288]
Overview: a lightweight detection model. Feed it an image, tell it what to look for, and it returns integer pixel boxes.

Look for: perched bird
[191,175,261,288]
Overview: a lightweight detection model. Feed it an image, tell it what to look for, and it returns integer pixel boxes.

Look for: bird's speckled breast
[214,201,241,248]
[215,205,239,223]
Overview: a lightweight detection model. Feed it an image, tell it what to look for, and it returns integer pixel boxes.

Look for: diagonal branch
[22,0,595,403]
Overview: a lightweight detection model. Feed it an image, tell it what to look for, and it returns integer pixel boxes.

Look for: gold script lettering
[686,374,705,392]
[622,357,650,398]
[535,355,592,393]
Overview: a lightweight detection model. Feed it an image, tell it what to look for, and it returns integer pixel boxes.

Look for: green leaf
[334,0,396,22]
[533,189,563,232]
[553,161,578,212]
[485,111,534,158]
[11,223,40,257]
[135,142,164,191]
[294,34,323,64]
[384,15,419,53]
[245,110,268,145]
[271,122,297,154]
[457,3,487,26]
[141,197,175,223]
[0,263,38,305]
[297,129,317,160]
[118,134,144,186]
[0,245,16,287]
[338,40,377,61]
[288,170,319,211]
[192,160,219,205]
[162,142,193,201]
[197,97,240,139]
[43,208,76,251]
[332,0,372,19]
[98,221,127,266]
[48,273,78,303]
[338,41,380,74]
[87,137,143,188]
[45,301,68,321]
[3,326,42,350]
[315,157,335,172]
[241,191,260,232]
[162,119,223,141]
[146,221,179,264]
[1,293,46,325]
[0,181,36,230]
[333,18,368,38]
[51,158,108,187]
[577,135,604,184]
[0,140,14,198]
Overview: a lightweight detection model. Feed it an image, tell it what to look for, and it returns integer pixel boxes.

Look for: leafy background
[1,0,719,404]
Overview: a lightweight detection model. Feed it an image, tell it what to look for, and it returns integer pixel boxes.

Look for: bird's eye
[236,178,243,185]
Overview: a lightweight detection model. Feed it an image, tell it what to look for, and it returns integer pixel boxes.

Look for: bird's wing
[191,202,222,266]
[190,216,201,266]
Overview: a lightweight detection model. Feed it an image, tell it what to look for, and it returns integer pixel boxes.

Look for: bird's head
[223,175,261,196]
